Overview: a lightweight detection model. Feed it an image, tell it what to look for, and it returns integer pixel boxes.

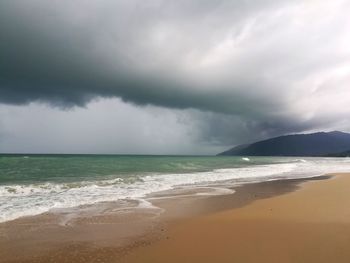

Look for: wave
[1,158,350,223]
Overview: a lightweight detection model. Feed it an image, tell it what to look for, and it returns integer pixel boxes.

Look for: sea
[1,154,350,223]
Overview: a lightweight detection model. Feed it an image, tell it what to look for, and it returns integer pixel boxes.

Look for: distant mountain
[218,131,350,157]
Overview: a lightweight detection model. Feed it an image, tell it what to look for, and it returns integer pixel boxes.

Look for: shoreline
[3,156,337,225]
[0,174,334,263]
[123,173,350,263]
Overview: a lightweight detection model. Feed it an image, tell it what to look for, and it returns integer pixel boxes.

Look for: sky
[1,0,350,154]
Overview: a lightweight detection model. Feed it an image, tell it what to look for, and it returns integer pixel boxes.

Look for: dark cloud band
[1,0,350,145]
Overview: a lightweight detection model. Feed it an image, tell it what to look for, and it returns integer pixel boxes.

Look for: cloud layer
[1,0,350,152]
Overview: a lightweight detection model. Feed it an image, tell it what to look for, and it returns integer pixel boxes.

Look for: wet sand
[1,174,348,262]
[122,173,350,263]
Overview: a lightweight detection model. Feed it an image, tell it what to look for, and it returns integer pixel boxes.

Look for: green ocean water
[0,154,281,184]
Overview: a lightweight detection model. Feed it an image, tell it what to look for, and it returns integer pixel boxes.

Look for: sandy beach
[3,0,350,261]
[123,173,350,263]
[1,173,350,262]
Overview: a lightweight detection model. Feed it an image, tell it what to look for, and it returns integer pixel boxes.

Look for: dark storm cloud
[1,0,350,147]
[187,111,337,148]
[0,0,284,114]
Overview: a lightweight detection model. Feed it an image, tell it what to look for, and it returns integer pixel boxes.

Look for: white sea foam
[1,157,350,223]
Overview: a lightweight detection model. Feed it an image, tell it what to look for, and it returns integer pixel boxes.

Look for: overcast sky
[1,0,350,154]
